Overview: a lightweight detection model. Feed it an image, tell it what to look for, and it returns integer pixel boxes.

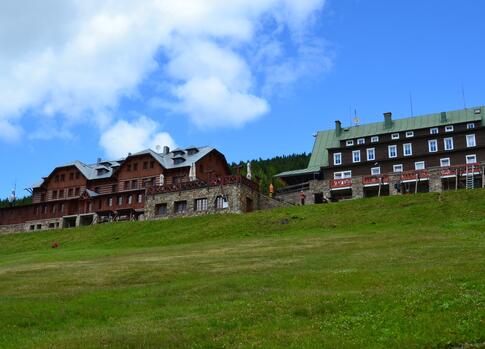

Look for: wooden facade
[324,120,484,179]
[0,147,231,227]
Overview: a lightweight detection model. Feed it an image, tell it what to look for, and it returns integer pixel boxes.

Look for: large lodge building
[0,146,281,234]
[276,106,485,203]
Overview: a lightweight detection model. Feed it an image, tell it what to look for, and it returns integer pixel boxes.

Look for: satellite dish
[155,145,161,153]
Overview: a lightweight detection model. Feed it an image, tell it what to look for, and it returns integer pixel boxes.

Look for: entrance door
[245,197,253,213]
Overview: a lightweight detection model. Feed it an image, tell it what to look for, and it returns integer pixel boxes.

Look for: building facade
[1,146,286,234]
[276,106,485,203]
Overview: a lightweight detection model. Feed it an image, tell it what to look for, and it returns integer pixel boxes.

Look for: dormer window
[173,157,185,165]
[187,148,199,156]
[346,140,354,147]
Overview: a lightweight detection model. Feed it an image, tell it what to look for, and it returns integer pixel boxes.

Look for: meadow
[0,190,484,348]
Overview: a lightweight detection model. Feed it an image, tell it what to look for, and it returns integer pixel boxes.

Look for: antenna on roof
[352,109,360,125]
[409,92,414,117]
[461,84,467,109]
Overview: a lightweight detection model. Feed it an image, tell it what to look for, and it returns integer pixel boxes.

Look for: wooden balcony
[330,178,352,190]
[440,163,481,177]
[363,175,389,186]
[400,170,429,182]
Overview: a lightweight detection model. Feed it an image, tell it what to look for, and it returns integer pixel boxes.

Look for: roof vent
[440,112,447,122]
[474,108,481,115]
[383,112,393,128]
[163,146,170,155]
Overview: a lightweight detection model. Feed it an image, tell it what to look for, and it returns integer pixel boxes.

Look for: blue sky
[1,0,484,198]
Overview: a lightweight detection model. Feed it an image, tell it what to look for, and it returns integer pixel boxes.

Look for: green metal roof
[276,106,483,179]
[338,107,483,141]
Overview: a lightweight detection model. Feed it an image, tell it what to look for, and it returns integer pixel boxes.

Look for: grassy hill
[0,190,484,348]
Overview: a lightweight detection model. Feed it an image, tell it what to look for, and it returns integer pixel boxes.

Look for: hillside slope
[0,190,484,348]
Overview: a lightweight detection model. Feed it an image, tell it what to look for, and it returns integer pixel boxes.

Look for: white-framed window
[445,125,454,132]
[403,143,413,156]
[366,148,375,161]
[430,127,439,134]
[388,145,397,158]
[405,131,414,138]
[466,134,476,147]
[440,158,450,167]
[371,167,381,175]
[393,164,403,173]
[128,195,133,205]
[415,161,425,170]
[466,154,477,164]
[346,140,354,146]
[137,194,143,204]
[428,139,438,153]
[467,123,475,129]
[117,196,123,205]
[371,136,379,143]
[391,133,400,140]
[357,138,365,145]
[195,198,208,211]
[444,137,454,150]
[334,170,352,179]
[333,153,342,166]
[108,197,113,207]
[352,150,361,163]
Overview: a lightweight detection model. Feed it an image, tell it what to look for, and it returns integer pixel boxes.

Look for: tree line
[230,152,311,194]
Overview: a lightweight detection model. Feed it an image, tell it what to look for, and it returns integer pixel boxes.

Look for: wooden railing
[400,170,429,181]
[330,178,352,189]
[440,163,481,177]
[146,175,259,195]
[363,175,389,186]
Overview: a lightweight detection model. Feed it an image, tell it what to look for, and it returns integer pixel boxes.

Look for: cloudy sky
[1,1,484,197]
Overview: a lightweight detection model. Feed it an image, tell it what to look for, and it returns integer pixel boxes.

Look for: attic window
[172,150,186,156]
[346,140,354,146]
[474,109,481,115]
[173,158,185,165]
[187,148,199,155]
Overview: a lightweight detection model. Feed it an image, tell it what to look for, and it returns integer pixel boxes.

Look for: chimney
[440,111,447,122]
[96,158,101,164]
[163,146,170,155]
[335,120,342,136]
[383,112,393,128]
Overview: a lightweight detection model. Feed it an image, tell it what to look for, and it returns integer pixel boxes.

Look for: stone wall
[145,182,267,220]
[0,217,63,235]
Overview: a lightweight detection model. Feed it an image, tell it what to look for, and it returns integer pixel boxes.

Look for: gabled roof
[131,146,215,169]
[276,106,484,178]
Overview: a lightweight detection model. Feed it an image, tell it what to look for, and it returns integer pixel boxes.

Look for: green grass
[0,190,484,348]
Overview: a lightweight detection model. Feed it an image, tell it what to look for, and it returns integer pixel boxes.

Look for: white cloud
[99,116,176,159]
[0,0,327,143]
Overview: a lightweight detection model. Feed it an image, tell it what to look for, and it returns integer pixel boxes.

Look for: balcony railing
[400,170,429,181]
[363,175,389,186]
[330,178,352,189]
[146,175,259,195]
[440,163,481,177]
